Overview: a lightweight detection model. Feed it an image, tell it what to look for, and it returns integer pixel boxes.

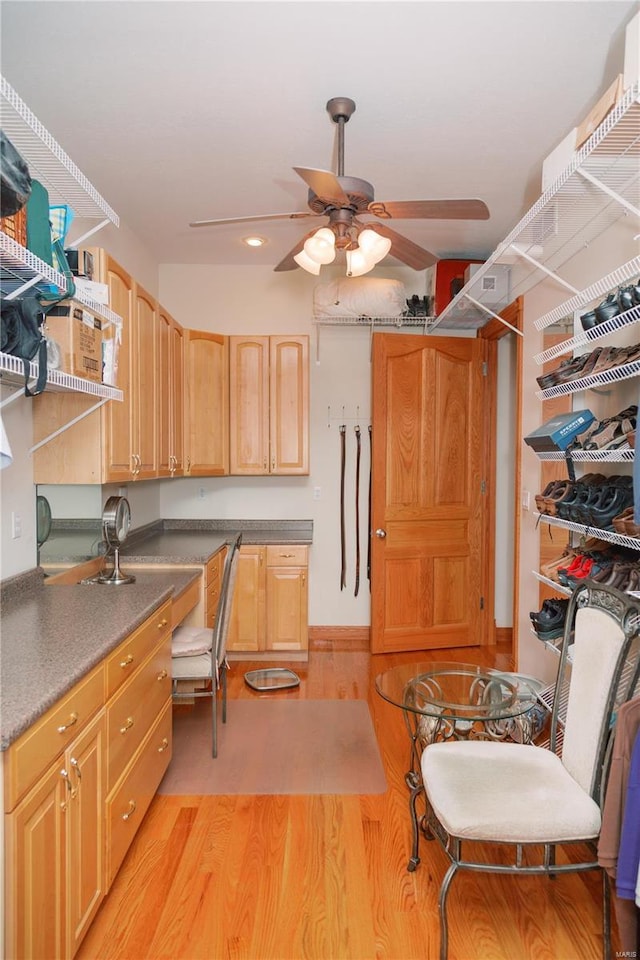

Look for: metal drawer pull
[122,799,137,821]
[120,717,135,734]
[158,737,169,752]
[157,618,168,628]
[70,757,82,780]
[157,669,168,681]
[119,654,134,668]
[57,712,78,733]
[60,768,77,799]
[279,553,294,558]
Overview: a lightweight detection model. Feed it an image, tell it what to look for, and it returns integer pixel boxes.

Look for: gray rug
[158,698,387,795]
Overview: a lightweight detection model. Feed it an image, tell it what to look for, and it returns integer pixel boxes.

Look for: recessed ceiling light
[243,236,267,247]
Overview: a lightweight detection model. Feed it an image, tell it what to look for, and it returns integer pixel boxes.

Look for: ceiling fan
[190,97,490,276]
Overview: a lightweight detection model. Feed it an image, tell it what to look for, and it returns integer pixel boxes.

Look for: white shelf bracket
[462,294,524,337]
[0,385,29,409]
[68,219,111,248]
[5,273,43,300]
[576,169,640,220]
[507,243,581,295]
[29,397,108,454]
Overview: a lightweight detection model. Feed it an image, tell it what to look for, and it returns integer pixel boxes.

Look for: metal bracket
[507,243,581,296]
[462,294,523,336]
[66,218,110,248]
[576,169,640,220]
[29,398,108,454]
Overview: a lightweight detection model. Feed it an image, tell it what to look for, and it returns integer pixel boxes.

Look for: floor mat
[158,698,387,795]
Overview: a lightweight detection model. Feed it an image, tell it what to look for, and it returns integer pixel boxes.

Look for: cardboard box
[524,410,595,453]
[45,302,103,382]
[541,127,577,192]
[575,74,624,148]
[425,259,483,315]
[624,11,640,92]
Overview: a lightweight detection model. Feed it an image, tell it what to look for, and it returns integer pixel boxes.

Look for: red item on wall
[432,259,483,315]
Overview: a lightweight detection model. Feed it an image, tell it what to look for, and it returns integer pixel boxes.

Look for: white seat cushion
[422,740,601,843]
[171,652,212,680]
[171,625,212,658]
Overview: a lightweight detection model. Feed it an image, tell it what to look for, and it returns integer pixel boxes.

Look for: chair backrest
[212,532,242,671]
[553,581,640,801]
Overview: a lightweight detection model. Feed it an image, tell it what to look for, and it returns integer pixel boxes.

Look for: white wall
[517,217,638,681]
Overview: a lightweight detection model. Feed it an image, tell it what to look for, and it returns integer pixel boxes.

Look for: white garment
[0,414,13,469]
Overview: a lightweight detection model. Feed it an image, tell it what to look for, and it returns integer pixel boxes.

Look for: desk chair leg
[438,856,458,960]
[221,662,228,724]
[602,870,612,960]
[406,778,424,871]
[212,690,218,759]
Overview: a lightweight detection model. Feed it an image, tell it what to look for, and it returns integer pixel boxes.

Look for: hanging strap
[339,424,347,590]
[354,423,361,597]
[367,424,372,589]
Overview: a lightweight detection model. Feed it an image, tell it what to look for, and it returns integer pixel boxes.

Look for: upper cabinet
[158,306,184,478]
[229,335,309,475]
[0,75,123,401]
[184,329,229,477]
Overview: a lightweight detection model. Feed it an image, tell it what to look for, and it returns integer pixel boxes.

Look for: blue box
[524,410,595,452]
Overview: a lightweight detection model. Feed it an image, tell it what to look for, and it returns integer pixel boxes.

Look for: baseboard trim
[308,626,371,651]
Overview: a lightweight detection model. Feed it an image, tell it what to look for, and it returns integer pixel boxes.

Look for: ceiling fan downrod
[326,97,355,178]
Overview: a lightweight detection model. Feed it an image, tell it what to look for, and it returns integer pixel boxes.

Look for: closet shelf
[535,512,640,552]
[536,357,640,400]
[432,83,640,331]
[0,351,122,400]
[532,570,572,595]
[534,255,640,333]
[0,233,122,330]
[312,315,433,328]
[534,304,640,365]
[0,75,118,224]
[532,448,634,463]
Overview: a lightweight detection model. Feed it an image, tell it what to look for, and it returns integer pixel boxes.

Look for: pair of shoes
[530,598,569,637]
[612,506,640,538]
[536,348,602,390]
[580,284,640,331]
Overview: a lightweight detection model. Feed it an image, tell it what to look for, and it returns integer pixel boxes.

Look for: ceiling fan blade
[293,167,350,205]
[273,229,320,272]
[367,223,438,270]
[190,211,319,228]
[368,199,490,221]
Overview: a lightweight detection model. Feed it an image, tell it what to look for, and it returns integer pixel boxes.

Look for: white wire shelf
[0,351,122,400]
[532,570,572,595]
[531,447,634,462]
[534,304,640,365]
[0,75,118,224]
[432,83,640,330]
[0,233,122,330]
[312,315,433,327]
[534,255,640,332]
[536,356,640,400]
[534,512,640,552]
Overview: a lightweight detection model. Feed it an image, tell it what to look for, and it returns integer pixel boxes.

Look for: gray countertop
[1,519,313,750]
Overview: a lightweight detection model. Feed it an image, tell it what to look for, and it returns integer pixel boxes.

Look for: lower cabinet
[227,544,308,653]
[3,599,173,959]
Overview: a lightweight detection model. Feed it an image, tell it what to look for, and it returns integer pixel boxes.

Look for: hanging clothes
[617,729,640,901]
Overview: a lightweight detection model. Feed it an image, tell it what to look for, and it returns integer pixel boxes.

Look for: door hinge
[481,361,488,377]
[480,596,485,610]
[481,479,487,494]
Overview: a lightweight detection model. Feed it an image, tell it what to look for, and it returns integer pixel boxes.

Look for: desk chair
[421,580,640,960]
[171,533,242,757]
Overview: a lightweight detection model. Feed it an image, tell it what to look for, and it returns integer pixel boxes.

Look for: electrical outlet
[521,490,531,511]
[198,487,206,500]
[11,512,22,539]
[313,486,321,501]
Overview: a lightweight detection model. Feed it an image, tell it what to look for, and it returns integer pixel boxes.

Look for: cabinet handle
[158,737,169,752]
[263,458,268,470]
[122,799,137,821]
[157,617,168,628]
[157,669,168,681]
[302,573,306,585]
[57,712,78,733]
[60,768,77,799]
[120,654,134,669]
[279,553,294,558]
[120,717,135,734]
[70,757,82,781]
[187,456,191,472]
[271,457,275,470]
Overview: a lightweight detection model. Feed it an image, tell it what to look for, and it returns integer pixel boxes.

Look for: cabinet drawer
[105,698,172,888]
[266,545,308,567]
[4,666,104,811]
[205,580,221,628]
[106,638,171,791]
[206,549,223,586]
[105,600,171,699]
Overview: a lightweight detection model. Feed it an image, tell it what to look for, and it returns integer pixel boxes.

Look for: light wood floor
[78,643,618,960]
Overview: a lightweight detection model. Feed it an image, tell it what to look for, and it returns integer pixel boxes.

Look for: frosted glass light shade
[293,249,321,274]
[346,247,375,277]
[304,227,336,265]
[357,228,392,264]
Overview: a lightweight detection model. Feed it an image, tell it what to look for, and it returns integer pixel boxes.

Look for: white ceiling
[1,1,637,275]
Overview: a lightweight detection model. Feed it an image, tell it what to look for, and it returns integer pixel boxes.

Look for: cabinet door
[101,252,135,481]
[227,546,266,652]
[132,284,158,479]
[229,336,270,474]
[266,565,308,651]
[270,335,309,475]
[184,330,229,476]
[158,308,184,477]
[5,761,66,960]
[65,711,105,958]
[171,319,185,475]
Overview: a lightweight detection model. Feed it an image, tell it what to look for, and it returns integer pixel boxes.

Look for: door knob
[375,528,387,539]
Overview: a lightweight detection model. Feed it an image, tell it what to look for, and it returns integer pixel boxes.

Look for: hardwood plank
[77,643,620,960]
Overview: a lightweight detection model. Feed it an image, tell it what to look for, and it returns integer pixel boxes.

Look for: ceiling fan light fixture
[346,247,375,278]
[304,227,336,265]
[293,249,322,275]
[357,228,392,264]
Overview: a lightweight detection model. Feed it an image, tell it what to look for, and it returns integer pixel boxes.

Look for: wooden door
[229,336,270,474]
[66,712,105,958]
[101,254,134,481]
[227,546,266,652]
[269,335,309,475]
[184,330,229,476]
[132,285,158,479]
[371,333,489,653]
[5,761,66,960]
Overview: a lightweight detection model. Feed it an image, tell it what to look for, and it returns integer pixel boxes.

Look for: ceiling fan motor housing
[307,176,375,215]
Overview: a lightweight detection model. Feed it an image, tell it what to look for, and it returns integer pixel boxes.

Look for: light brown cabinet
[229,335,309,475]
[184,329,229,476]
[158,306,184,477]
[227,544,308,653]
